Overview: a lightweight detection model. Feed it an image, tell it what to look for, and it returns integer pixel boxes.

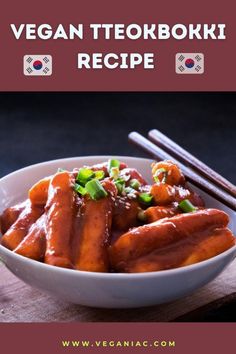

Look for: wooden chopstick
[148,129,236,198]
[128,131,236,211]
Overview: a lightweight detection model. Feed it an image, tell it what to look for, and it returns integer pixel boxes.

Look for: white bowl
[0,156,235,308]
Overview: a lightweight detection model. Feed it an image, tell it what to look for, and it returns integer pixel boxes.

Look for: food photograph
[0,92,235,322]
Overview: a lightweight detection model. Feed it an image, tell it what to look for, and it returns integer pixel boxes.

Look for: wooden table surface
[1,260,236,322]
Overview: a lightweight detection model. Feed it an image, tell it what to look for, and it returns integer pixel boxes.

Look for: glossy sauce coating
[14,214,46,261]
[1,200,44,250]
[73,197,112,272]
[29,176,51,206]
[73,180,115,272]
[0,200,28,234]
[113,197,140,231]
[109,209,231,272]
[124,228,235,273]
[44,171,75,268]
[144,206,178,223]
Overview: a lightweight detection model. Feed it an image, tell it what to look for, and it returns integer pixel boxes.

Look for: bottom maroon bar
[0,323,235,354]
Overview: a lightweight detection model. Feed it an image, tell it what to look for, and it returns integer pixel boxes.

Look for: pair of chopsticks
[128,130,236,211]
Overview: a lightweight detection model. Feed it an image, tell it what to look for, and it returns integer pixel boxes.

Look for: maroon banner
[0,323,235,353]
[0,0,235,91]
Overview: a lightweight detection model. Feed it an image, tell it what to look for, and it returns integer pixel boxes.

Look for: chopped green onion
[76,168,95,186]
[178,199,196,213]
[94,170,105,180]
[115,179,125,194]
[85,179,108,200]
[138,193,153,206]
[137,210,147,222]
[125,187,137,195]
[129,178,141,190]
[110,167,119,180]
[154,168,167,183]
[57,168,65,173]
[108,159,120,172]
[74,183,87,196]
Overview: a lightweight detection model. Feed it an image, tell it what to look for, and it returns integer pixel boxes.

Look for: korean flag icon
[175,53,204,74]
[23,55,52,76]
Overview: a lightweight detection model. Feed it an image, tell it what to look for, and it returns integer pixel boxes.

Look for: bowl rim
[0,155,235,280]
[0,155,155,182]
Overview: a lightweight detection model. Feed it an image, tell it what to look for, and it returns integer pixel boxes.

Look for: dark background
[0,92,235,183]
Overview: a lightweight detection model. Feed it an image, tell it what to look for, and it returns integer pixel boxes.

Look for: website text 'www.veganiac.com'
[61,339,176,349]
